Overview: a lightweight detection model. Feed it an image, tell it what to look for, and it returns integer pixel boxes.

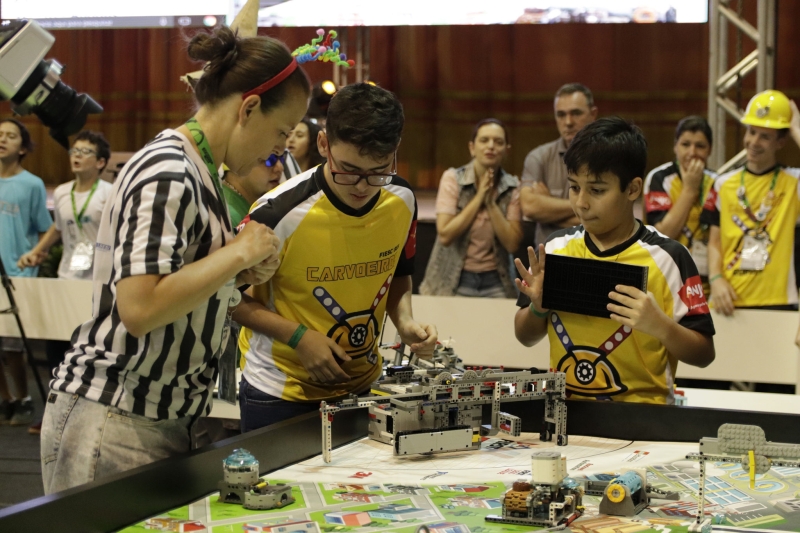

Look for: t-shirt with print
[435,166,521,273]
[0,170,53,277]
[51,129,236,420]
[53,179,113,280]
[644,161,717,277]
[700,165,800,307]
[516,222,715,405]
[239,166,417,402]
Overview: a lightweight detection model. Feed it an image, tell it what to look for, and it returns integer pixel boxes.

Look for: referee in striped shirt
[40,26,311,494]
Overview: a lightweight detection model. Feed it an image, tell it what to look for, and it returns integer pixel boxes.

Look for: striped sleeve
[643,163,675,226]
[115,174,197,279]
[640,231,715,336]
[387,176,418,278]
[700,169,732,228]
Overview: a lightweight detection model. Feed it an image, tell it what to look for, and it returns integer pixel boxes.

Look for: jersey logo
[313,275,393,361]
[702,187,717,211]
[679,275,710,316]
[645,191,672,212]
[550,313,629,398]
[236,215,250,233]
[404,220,417,258]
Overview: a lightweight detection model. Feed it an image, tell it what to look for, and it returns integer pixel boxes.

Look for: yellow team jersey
[700,165,800,307]
[644,161,716,251]
[517,223,715,404]
[239,167,417,402]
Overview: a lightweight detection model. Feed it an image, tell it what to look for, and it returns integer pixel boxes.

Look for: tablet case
[542,254,649,319]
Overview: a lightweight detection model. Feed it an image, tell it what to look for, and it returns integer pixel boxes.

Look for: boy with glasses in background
[232,83,438,431]
[222,150,289,227]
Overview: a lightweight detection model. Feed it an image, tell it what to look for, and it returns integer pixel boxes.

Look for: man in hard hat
[701,90,800,318]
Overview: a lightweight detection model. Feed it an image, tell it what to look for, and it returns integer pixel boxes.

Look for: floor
[0,358,47,509]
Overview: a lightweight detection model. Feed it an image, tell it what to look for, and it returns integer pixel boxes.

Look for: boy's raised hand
[608,285,670,339]
[514,244,548,314]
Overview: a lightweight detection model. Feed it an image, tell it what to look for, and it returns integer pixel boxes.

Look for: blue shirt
[0,170,53,277]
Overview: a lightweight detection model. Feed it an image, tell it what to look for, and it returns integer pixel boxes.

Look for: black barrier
[1,399,799,532]
[0,408,365,533]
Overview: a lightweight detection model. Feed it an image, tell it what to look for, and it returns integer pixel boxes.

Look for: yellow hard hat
[740,90,792,129]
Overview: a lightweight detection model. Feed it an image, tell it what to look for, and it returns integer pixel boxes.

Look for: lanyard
[185,118,225,203]
[70,178,99,233]
[738,167,780,224]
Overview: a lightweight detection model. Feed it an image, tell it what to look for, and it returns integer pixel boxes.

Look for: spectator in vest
[421,118,522,298]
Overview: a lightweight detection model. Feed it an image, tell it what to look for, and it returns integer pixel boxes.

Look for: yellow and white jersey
[239,166,417,402]
[700,165,800,307]
[644,161,716,249]
[517,223,715,404]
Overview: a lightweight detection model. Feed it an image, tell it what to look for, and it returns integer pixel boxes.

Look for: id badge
[217,318,238,405]
[690,241,709,276]
[216,287,241,405]
[739,234,769,271]
[69,241,94,271]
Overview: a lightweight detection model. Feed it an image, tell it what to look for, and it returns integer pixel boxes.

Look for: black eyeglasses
[68,147,97,157]
[265,151,289,168]
[328,151,396,186]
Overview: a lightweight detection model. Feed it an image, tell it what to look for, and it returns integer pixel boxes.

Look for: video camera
[0,19,102,148]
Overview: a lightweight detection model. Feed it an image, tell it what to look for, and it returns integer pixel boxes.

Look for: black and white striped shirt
[51,130,236,420]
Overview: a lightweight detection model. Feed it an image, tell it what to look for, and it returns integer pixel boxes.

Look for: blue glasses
[265,151,289,168]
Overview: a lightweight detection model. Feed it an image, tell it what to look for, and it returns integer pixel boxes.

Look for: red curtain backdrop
[2,1,798,189]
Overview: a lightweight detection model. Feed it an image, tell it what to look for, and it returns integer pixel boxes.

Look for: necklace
[223,178,246,199]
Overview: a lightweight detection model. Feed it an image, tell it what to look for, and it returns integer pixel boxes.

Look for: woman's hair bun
[188,26,240,76]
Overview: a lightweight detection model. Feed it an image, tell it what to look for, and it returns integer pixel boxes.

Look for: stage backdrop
[1,1,798,189]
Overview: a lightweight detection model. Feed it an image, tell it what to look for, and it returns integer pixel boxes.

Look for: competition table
[1,398,799,533]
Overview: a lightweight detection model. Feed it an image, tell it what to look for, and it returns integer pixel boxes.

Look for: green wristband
[709,274,722,283]
[529,304,549,319]
[288,324,308,349]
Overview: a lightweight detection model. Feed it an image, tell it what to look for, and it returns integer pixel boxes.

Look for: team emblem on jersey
[550,313,629,398]
[556,347,627,397]
[313,275,393,360]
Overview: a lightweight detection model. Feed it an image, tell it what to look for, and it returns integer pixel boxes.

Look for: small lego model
[486,451,584,527]
[218,449,295,511]
[581,470,677,517]
[320,369,568,462]
[686,424,800,533]
[597,471,649,516]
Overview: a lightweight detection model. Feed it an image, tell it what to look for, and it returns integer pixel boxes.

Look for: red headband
[242,58,298,100]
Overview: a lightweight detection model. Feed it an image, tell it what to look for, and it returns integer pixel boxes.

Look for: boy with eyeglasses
[222,150,289,227]
[233,83,438,431]
[19,131,112,280]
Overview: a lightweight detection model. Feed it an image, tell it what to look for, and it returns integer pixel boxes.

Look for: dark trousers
[238,377,319,433]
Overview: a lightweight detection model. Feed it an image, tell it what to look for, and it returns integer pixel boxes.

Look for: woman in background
[286,117,325,172]
[421,118,522,298]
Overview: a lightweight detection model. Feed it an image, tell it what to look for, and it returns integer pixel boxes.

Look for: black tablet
[542,254,649,319]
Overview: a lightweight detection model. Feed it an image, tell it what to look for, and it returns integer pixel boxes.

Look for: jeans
[41,390,193,494]
[455,270,507,298]
[239,377,319,433]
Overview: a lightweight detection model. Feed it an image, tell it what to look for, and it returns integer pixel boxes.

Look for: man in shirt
[520,83,597,246]
[0,118,52,426]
